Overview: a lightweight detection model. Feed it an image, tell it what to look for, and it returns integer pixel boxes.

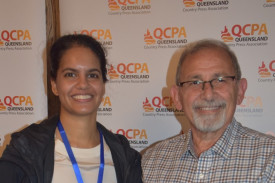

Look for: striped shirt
[142,119,275,182]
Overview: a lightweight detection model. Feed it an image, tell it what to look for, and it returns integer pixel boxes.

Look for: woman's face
[51,46,105,117]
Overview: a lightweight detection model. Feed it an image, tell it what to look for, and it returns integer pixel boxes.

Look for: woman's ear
[51,79,59,96]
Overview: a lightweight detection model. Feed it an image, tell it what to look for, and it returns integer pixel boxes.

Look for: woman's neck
[56,112,100,148]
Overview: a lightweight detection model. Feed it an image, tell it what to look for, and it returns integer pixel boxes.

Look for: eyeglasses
[177,76,236,90]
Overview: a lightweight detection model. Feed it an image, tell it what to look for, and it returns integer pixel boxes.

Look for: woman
[0,34,142,183]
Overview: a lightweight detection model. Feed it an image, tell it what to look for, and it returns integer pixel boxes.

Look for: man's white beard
[192,99,226,133]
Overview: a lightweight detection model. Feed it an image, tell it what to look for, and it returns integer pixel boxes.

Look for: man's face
[172,48,246,133]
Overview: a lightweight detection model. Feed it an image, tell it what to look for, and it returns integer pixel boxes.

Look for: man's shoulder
[153,133,186,148]
[236,122,275,149]
[238,123,275,141]
[142,134,187,161]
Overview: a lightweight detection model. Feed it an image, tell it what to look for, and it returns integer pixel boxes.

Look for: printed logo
[142,96,184,117]
[258,60,275,83]
[143,97,154,112]
[0,29,32,51]
[144,29,156,45]
[258,61,271,78]
[74,29,113,49]
[263,0,275,8]
[0,96,34,115]
[183,0,197,7]
[107,62,150,84]
[221,26,233,42]
[108,0,120,10]
[108,0,151,15]
[113,128,148,150]
[236,96,263,117]
[182,0,229,12]
[97,96,112,116]
[220,23,269,47]
[108,65,120,79]
[0,99,7,111]
[144,26,188,49]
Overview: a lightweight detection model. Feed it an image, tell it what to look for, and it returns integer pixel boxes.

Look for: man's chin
[193,116,225,132]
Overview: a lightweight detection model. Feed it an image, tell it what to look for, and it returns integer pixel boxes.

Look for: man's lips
[193,102,226,113]
[195,106,221,111]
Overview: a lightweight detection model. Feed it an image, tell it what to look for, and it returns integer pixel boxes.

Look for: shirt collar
[181,129,195,158]
[183,118,239,159]
[211,118,238,158]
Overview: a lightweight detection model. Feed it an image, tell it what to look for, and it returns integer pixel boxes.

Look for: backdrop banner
[0,0,47,154]
[59,0,275,152]
[1,0,273,154]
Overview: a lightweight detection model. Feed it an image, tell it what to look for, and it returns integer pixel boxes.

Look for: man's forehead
[180,48,234,78]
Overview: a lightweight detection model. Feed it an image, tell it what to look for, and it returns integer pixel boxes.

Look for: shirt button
[199,173,204,179]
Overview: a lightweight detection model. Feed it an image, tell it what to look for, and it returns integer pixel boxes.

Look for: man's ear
[237,78,247,105]
[51,79,59,96]
[170,85,183,110]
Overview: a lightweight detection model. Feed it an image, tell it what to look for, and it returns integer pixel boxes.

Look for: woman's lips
[72,94,93,100]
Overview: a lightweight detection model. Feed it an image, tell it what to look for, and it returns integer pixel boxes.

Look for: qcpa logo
[0,30,32,51]
[182,0,229,11]
[263,0,275,8]
[142,96,184,117]
[221,23,268,46]
[258,60,275,83]
[108,0,151,14]
[144,26,188,49]
[236,96,263,116]
[114,128,148,149]
[97,96,112,116]
[107,62,150,84]
[74,29,113,49]
[0,96,34,115]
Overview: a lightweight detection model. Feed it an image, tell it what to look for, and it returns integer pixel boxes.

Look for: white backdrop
[59,0,275,152]
[0,0,274,154]
[0,0,47,154]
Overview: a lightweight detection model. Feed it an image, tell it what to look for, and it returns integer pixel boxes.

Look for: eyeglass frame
[177,76,236,90]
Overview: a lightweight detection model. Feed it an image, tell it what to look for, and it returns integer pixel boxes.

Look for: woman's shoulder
[13,115,58,137]
[2,115,58,161]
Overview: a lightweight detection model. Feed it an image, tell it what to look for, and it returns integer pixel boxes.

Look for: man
[142,39,275,182]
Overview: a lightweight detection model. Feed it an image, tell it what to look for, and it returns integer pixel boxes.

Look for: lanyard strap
[98,125,104,183]
[57,120,105,183]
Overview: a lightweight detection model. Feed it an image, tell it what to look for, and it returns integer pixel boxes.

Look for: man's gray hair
[176,39,242,84]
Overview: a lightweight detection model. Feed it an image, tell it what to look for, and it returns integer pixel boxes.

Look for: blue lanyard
[57,120,105,183]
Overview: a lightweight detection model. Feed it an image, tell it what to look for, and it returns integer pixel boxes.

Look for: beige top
[52,138,117,183]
